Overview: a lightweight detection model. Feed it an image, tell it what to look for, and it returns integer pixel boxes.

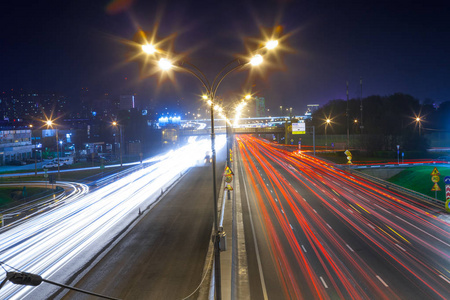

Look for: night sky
[1,0,449,114]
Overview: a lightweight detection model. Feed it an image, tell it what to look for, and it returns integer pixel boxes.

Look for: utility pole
[346,81,349,149]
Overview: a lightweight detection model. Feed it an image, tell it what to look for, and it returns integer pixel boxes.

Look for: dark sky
[1,0,449,114]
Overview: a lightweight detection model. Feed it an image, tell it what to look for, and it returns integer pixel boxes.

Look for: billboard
[292,122,305,134]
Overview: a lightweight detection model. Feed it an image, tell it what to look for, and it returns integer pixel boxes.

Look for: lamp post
[141,39,278,300]
[416,117,422,136]
[325,118,331,151]
[46,120,60,180]
[112,121,123,167]
[30,124,37,176]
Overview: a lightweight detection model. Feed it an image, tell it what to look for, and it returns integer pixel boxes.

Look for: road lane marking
[439,275,450,284]
[281,209,285,214]
[320,276,328,288]
[367,223,375,230]
[376,275,389,287]
[326,223,332,229]
[395,244,406,252]
[240,164,269,300]
[313,209,317,214]
[395,215,450,247]
[301,245,307,253]
[290,224,293,229]
[346,244,354,252]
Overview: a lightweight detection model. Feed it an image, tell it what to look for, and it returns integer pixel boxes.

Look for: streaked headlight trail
[0,137,225,299]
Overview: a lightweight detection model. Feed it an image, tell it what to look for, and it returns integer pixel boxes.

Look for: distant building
[119,95,135,110]
[0,89,68,121]
[255,97,266,117]
[0,129,33,165]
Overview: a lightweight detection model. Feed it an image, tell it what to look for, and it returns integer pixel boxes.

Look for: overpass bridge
[179,126,285,136]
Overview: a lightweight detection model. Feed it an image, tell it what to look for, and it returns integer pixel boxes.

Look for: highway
[236,135,450,300]
[0,137,226,299]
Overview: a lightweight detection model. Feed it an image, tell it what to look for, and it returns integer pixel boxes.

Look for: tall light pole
[141,39,278,300]
[113,121,123,167]
[416,117,422,136]
[325,118,331,151]
[30,124,37,176]
[46,120,60,180]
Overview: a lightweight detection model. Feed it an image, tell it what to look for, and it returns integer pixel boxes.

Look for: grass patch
[0,187,52,206]
[387,166,449,201]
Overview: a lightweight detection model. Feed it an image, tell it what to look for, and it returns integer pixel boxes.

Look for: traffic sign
[445,199,450,213]
[444,176,450,185]
[224,166,234,176]
[225,175,233,183]
[446,185,450,199]
[432,175,440,183]
[431,167,440,176]
[431,182,441,191]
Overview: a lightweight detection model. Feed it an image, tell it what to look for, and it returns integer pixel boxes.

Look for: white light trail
[0,137,226,299]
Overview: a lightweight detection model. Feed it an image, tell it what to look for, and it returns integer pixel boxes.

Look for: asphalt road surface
[236,135,450,300]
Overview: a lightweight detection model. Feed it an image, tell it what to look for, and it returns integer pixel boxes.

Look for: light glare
[250,54,263,66]
[158,58,172,71]
[142,44,156,54]
[266,40,279,50]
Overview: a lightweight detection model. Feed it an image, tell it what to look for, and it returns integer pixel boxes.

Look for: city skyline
[1,0,449,112]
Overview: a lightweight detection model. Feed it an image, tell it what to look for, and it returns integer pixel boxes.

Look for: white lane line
[301,245,307,253]
[439,275,450,285]
[367,223,375,230]
[289,224,293,229]
[346,244,355,252]
[281,209,285,214]
[374,204,392,214]
[240,164,269,300]
[376,275,389,287]
[275,198,278,202]
[326,223,332,229]
[348,209,353,213]
[320,276,329,288]
[395,215,450,247]
[395,244,406,252]
[313,209,318,214]
[333,198,338,202]
[303,198,307,202]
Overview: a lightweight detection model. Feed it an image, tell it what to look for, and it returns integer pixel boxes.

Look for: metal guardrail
[338,165,445,210]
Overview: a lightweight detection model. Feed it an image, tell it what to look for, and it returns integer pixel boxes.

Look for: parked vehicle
[42,161,63,169]
[42,157,74,168]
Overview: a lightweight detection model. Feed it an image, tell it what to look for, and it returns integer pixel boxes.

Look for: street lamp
[325,118,331,151]
[46,120,60,180]
[140,37,278,300]
[30,124,38,176]
[416,117,422,136]
[112,121,123,167]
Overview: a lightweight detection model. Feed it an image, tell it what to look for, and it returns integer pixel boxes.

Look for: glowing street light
[266,39,278,50]
[250,54,263,66]
[142,44,156,54]
[158,58,172,70]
